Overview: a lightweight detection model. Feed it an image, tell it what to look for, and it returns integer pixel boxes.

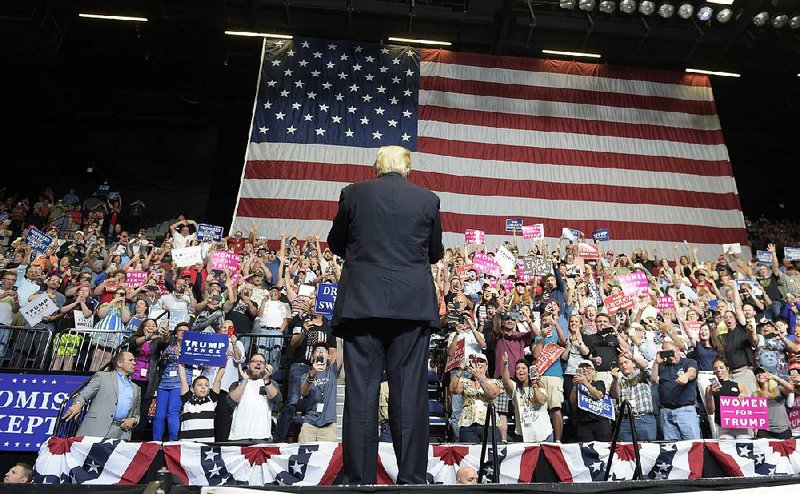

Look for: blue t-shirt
[694,344,719,372]
[159,345,181,390]
[534,327,564,378]
[302,365,340,427]
[658,358,697,408]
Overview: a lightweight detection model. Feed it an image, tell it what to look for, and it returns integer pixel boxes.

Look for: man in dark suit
[328,145,443,485]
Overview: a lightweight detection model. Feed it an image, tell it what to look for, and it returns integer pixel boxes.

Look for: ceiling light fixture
[716,8,733,23]
[706,0,733,4]
[560,0,577,8]
[677,3,694,19]
[696,5,714,21]
[752,11,770,26]
[542,49,602,58]
[225,31,293,38]
[578,0,596,11]
[620,0,637,13]
[658,2,676,18]
[639,0,656,15]
[599,0,617,13]
[78,13,148,22]
[772,14,789,28]
[387,37,452,46]
[686,68,740,77]
[790,15,800,29]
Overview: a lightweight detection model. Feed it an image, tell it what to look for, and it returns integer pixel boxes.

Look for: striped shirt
[617,369,654,416]
[179,390,219,443]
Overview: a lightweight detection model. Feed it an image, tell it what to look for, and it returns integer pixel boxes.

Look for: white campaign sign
[73,310,94,329]
[495,246,517,276]
[21,293,58,326]
[172,246,203,268]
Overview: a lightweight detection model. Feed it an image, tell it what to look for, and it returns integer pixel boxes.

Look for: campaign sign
[785,247,800,262]
[577,384,615,420]
[455,264,474,277]
[561,228,580,241]
[500,278,515,293]
[24,227,54,255]
[789,405,800,430]
[464,229,485,245]
[516,262,532,283]
[603,292,636,315]
[180,332,229,367]
[719,396,768,429]
[197,224,224,243]
[618,272,649,297]
[73,311,94,329]
[756,250,772,264]
[210,250,239,272]
[683,321,702,342]
[172,246,203,268]
[444,339,465,372]
[0,373,85,452]
[472,253,502,277]
[495,246,516,276]
[533,343,564,376]
[315,283,338,317]
[522,224,544,240]
[592,228,609,242]
[21,294,58,327]
[577,243,601,260]
[125,270,148,288]
[722,243,742,255]
[505,219,523,233]
[657,295,675,311]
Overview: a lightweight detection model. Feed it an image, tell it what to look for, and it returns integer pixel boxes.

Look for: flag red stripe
[419,105,725,146]
[118,442,161,485]
[244,160,741,210]
[162,445,191,485]
[236,198,749,244]
[319,444,344,485]
[540,444,575,482]
[417,137,732,177]
[376,455,396,485]
[421,49,712,88]
[688,441,705,480]
[420,76,717,116]
[704,443,744,477]
[518,445,540,483]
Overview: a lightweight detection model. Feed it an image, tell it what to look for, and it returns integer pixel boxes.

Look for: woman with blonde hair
[753,367,794,439]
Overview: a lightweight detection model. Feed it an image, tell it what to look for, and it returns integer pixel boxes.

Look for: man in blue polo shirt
[651,340,700,440]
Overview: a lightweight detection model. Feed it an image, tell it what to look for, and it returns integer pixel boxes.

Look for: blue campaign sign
[0,373,86,452]
[505,219,523,233]
[576,384,615,420]
[24,227,54,255]
[592,228,610,242]
[315,283,338,318]
[197,223,224,243]
[785,247,800,262]
[756,250,772,264]
[180,332,229,367]
[96,184,110,197]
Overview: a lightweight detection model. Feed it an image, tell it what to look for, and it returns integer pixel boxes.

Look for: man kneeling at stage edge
[62,352,141,440]
[298,342,343,442]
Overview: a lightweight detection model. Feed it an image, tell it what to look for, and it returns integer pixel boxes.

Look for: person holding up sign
[177,362,225,443]
[752,366,794,439]
[532,310,566,442]
[500,352,551,442]
[704,358,749,439]
[569,360,612,442]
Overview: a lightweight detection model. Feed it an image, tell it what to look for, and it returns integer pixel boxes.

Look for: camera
[660,350,674,360]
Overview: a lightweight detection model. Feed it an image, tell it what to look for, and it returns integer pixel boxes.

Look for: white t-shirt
[512,385,553,442]
[172,232,197,250]
[229,379,275,441]
[447,329,483,361]
[0,297,14,325]
[259,300,290,328]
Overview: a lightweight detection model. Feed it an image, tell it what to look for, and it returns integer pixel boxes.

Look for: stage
[27,436,800,487]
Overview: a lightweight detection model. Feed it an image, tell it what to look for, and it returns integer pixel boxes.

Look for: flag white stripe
[238,179,745,228]
[420,61,714,102]
[229,217,750,261]
[88,443,141,485]
[418,119,729,161]
[245,142,739,194]
[419,90,722,131]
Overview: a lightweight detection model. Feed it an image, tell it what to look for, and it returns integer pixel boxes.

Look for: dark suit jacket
[327,172,444,330]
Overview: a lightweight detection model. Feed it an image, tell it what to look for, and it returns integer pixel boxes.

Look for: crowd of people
[2,185,800,449]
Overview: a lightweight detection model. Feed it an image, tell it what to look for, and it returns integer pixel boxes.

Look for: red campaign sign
[603,291,636,315]
[456,264,474,277]
[533,343,564,376]
[125,270,148,288]
[657,295,675,312]
[577,242,601,260]
[522,223,544,240]
[789,405,800,430]
[464,229,485,245]
[445,338,466,372]
[472,253,502,277]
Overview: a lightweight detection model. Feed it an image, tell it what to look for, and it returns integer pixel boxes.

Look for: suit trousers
[339,319,430,485]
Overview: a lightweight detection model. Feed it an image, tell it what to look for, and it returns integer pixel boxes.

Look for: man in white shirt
[251,285,291,366]
[158,277,195,328]
[0,270,21,361]
[228,353,282,441]
[169,218,198,250]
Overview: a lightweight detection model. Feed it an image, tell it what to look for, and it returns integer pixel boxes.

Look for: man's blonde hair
[373,145,411,177]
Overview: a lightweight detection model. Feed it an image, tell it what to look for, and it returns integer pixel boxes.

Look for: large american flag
[231,37,747,259]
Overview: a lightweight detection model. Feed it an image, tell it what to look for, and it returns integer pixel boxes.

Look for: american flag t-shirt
[231,37,746,259]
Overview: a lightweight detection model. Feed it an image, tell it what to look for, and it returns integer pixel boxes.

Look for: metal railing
[52,376,93,439]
